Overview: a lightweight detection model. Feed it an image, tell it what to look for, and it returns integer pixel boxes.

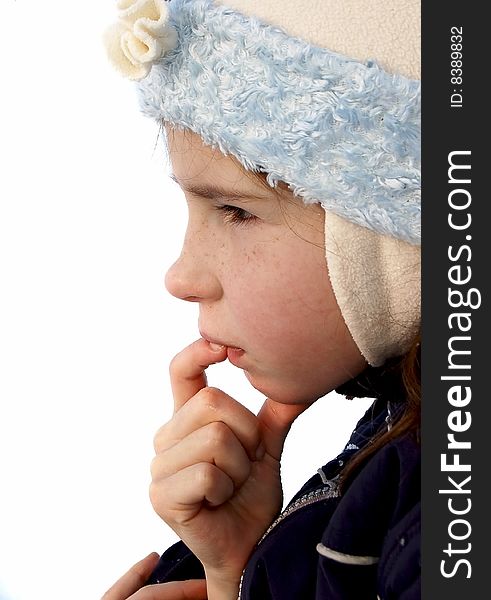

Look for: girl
[102,1,421,598]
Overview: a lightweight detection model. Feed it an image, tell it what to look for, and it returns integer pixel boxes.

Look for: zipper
[258,476,341,546]
[237,476,341,599]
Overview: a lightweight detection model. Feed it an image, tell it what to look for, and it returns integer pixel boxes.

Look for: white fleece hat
[104,0,421,366]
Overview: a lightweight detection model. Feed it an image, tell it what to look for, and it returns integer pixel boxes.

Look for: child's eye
[215,204,258,227]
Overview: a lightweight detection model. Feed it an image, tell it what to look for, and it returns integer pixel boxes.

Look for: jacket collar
[335,356,406,401]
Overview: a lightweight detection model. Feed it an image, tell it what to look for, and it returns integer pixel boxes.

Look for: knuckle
[152,422,171,453]
[148,481,166,516]
[168,352,183,376]
[205,385,221,397]
[152,430,161,453]
[196,462,218,491]
[148,481,158,507]
[149,455,162,480]
[205,420,231,448]
[197,386,222,410]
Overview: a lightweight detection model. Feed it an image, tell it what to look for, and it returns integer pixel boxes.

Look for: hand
[101,552,207,599]
[149,339,308,592]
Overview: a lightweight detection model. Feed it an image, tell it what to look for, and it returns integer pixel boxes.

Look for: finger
[155,386,263,462]
[130,579,207,600]
[150,462,235,523]
[257,398,310,460]
[151,421,252,489]
[101,552,160,600]
[170,339,227,412]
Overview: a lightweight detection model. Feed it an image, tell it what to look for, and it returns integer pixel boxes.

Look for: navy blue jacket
[145,363,421,599]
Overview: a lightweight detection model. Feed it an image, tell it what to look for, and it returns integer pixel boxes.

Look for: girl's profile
[102,1,421,599]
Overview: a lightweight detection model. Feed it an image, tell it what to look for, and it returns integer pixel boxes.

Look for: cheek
[226,239,338,354]
[221,236,366,402]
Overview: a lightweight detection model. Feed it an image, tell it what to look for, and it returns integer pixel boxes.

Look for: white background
[0,2,372,599]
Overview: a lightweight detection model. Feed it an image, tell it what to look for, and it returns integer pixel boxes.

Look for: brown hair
[339,332,420,486]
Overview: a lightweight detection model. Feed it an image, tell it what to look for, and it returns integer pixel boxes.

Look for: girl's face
[165,128,367,405]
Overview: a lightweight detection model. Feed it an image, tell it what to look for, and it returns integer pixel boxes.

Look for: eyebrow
[169,173,268,203]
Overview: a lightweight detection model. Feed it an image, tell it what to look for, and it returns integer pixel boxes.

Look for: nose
[164,245,222,303]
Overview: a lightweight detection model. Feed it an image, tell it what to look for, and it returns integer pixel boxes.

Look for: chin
[243,370,324,405]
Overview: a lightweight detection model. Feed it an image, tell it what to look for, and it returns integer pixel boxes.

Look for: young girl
[102,1,421,599]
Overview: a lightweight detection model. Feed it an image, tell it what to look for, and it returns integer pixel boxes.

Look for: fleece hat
[104,0,421,367]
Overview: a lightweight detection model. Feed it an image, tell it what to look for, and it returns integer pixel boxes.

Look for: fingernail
[145,551,160,561]
[209,342,225,352]
[256,442,266,461]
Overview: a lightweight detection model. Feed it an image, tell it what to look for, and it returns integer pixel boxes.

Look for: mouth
[199,329,241,349]
[225,346,245,367]
[199,329,245,366]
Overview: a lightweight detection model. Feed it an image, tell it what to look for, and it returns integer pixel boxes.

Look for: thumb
[256,398,310,460]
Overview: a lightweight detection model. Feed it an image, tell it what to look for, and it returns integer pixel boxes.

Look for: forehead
[165,127,295,228]
[165,126,253,191]
[164,126,325,232]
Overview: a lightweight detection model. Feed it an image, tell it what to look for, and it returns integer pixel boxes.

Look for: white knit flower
[104,0,178,81]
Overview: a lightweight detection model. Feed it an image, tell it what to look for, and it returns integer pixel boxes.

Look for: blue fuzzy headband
[108,0,421,245]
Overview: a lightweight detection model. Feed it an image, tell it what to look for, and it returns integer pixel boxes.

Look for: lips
[199,329,244,352]
[226,346,245,367]
[199,329,246,367]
